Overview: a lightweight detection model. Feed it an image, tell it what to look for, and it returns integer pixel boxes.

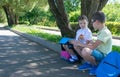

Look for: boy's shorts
[91,49,104,62]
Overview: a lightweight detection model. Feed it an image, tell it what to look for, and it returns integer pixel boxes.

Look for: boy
[73,11,112,75]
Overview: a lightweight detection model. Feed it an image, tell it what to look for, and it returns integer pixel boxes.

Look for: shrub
[70,21,120,36]
[103,3,120,22]
[69,11,80,22]
[106,22,120,35]
[19,7,56,27]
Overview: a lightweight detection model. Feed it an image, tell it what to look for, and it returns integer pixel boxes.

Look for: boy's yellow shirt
[96,26,112,55]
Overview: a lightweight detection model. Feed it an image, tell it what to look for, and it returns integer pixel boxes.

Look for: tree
[48,0,108,37]
[0,9,6,22]
[20,0,48,25]
[0,0,38,26]
[48,0,75,37]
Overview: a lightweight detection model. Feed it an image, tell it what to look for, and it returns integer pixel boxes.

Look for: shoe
[89,66,97,75]
[68,57,78,63]
[78,62,92,71]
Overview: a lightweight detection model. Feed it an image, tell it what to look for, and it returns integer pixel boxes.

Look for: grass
[11,25,61,43]
[11,24,120,52]
[112,45,120,52]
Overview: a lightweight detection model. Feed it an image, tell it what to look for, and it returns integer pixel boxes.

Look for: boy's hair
[78,15,88,22]
[92,11,106,23]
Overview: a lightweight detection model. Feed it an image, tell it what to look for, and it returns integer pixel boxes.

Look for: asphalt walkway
[0,26,95,77]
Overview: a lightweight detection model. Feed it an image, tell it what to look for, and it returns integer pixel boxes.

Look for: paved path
[0,26,95,77]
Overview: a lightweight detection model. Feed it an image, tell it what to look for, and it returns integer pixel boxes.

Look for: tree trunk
[15,14,18,24]
[48,0,75,37]
[2,5,17,26]
[81,0,108,31]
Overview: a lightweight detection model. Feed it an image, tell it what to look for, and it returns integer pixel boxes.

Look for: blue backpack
[96,51,120,77]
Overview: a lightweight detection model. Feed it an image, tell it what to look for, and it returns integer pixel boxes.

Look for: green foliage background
[103,3,120,22]
[0,9,6,22]
[0,0,120,26]
[18,1,120,27]
[0,0,120,32]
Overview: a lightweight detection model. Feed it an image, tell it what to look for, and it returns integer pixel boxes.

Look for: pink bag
[60,50,70,60]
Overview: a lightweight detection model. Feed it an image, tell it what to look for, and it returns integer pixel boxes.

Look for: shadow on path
[0,27,94,77]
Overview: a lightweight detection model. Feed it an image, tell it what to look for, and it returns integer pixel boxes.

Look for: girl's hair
[78,15,88,22]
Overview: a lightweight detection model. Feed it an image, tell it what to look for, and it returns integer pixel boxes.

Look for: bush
[69,11,80,22]
[19,21,30,25]
[70,21,120,36]
[106,22,120,35]
[103,3,120,22]
[19,7,56,27]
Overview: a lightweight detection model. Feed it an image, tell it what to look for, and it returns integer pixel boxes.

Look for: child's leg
[73,46,83,60]
[61,44,65,51]
[74,46,83,57]
[81,48,96,65]
[62,44,76,55]
[62,44,79,62]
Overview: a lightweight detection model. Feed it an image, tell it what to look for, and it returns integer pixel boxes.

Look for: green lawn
[11,25,120,53]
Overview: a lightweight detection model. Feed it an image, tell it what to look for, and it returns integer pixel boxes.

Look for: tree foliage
[102,2,120,22]
[0,0,41,26]
[0,9,6,22]
[64,0,80,22]
[1,0,119,37]
[64,0,80,13]
[19,0,51,25]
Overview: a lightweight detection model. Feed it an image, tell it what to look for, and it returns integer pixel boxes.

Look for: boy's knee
[81,48,91,56]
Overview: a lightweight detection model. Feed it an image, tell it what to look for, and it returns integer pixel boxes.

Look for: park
[0,0,120,77]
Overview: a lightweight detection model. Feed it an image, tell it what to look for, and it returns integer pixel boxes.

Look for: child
[62,15,92,63]
[73,11,112,75]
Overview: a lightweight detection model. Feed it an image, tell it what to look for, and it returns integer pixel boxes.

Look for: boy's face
[79,19,88,29]
[92,19,99,30]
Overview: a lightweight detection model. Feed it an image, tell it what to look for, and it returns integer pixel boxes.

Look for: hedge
[106,22,120,35]
[70,21,120,35]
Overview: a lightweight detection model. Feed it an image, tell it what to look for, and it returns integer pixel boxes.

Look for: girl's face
[79,19,88,29]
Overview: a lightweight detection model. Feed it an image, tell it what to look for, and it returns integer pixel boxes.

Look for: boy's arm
[89,40,102,49]
[86,40,91,44]
[74,40,102,50]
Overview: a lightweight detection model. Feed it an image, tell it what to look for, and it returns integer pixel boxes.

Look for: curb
[5,27,61,53]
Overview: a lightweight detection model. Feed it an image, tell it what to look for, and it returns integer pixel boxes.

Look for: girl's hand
[78,34,84,40]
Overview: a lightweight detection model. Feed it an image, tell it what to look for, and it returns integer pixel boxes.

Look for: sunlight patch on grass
[12,25,61,43]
